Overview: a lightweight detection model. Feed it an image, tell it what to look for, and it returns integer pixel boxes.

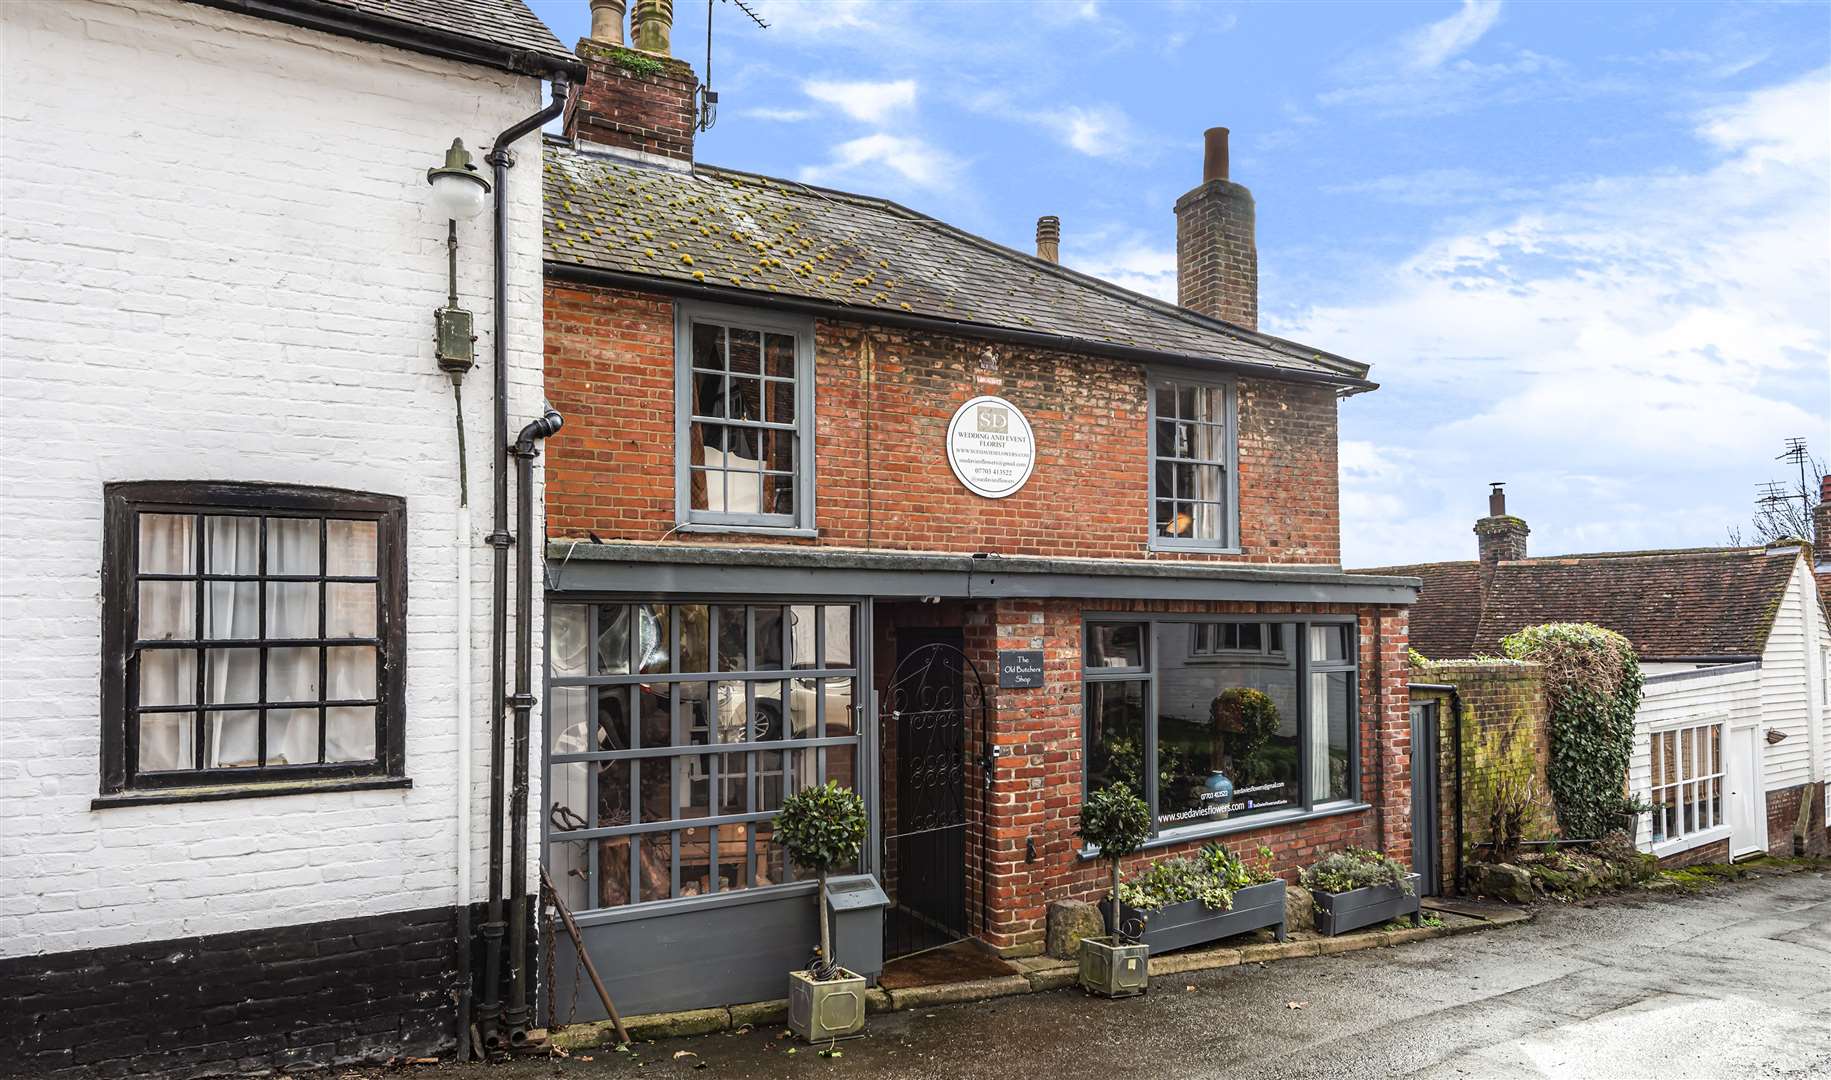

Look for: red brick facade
[543,282,1341,564]
[1765,782,1830,858]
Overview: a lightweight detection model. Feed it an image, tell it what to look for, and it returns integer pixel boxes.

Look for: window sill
[673,522,818,539]
[1078,801,1371,860]
[1147,543,1244,556]
[92,775,411,809]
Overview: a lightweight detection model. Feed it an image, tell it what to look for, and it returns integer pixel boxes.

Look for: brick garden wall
[976,598,1410,954]
[543,282,1342,565]
[1766,782,1830,858]
[1411,661,1553,894]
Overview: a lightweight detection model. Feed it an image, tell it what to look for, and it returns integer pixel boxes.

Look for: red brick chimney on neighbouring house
[566,0,698,165]
[1475,483,1529,598]
[1813,473,1831,595]
[1175,127,1257,328]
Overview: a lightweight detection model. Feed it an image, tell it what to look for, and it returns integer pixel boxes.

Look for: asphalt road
[394,866,1831,1080]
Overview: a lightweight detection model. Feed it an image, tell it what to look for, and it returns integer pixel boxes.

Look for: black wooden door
[883,631,969,958]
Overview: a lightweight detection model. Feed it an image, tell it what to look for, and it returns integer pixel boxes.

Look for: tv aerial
[698,0,770,133]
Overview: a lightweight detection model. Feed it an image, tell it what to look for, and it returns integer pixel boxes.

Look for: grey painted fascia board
[1643,660,1762,685]
[546,541,1421,605]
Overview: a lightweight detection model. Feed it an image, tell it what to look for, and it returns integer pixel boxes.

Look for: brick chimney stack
[1475,483,1529,596]
[1813,474,1831,589]
[1175,127,1257,328]
[566,0,698,165]
[1035,216,1060,263]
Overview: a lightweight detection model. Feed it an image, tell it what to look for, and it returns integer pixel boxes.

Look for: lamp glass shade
[430,172,489,221]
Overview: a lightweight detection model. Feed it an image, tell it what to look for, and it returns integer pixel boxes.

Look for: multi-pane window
[1084,618,1357,837]
[676,303,814,531]
[1648,721,1724,844]
[1151,377,1235,550]
[545,601,861,913]
[100,482,405,794]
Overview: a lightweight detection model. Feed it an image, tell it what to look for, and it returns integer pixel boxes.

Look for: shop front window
[546,601,861,913]
[1083,618,1358,838]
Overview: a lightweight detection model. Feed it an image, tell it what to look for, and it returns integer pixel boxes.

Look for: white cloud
[799,133,961,192]
[1065,235,1177,302]
[802,78,918,124]
[1280,71,1831,566]
[1406,0,1503,70]
[1041,105,1133,157]
[742,106,815,123]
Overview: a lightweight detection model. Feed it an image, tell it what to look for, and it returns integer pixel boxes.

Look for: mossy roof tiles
[543,143,1370,383]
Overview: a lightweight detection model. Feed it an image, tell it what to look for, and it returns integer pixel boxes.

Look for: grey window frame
[673,301,818,535]
[1080,613,1361,852]
[1147,372,1239,553]
[543,597,873,924]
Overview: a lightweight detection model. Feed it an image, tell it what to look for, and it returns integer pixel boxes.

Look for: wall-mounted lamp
[427,138,492,503]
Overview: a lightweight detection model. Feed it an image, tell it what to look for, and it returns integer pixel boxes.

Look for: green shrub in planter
[1302,847,1420,936]
[777,781,869,1040]
[1075,784,1152,997]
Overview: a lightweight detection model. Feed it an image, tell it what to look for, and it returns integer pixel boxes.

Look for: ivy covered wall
[1412,659,1555,892]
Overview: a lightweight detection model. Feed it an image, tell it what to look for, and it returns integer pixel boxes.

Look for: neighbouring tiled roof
[1361,546,1805,661]
[542,145,1372,384]
[1359,560,1483,661]
[204,0,578,75]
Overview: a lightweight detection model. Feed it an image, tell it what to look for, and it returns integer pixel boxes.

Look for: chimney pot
[633,0,673,55]
[588,0,627,45]
[1035,215,1060,263]
[1202,127,1230,183]
[1488,482,1506,518]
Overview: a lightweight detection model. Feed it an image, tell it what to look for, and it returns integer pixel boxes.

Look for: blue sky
[527,0,1831,566]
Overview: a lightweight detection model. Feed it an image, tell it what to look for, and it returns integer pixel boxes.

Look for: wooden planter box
[1116,879,1287,954]
[1312,874,1422,936]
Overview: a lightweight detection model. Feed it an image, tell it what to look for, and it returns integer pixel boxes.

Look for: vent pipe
[1035,216,1060,263]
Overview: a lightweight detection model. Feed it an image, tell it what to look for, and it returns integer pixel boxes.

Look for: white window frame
[1147,372,1239,553]
[1645,714,1730,855]
[673,301,817,535]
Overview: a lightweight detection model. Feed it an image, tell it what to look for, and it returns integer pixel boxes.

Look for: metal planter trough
[1120,879,1287,953]
[787,968,867,1042]
[1312,873,1422,936]
[1078,935,1149,998]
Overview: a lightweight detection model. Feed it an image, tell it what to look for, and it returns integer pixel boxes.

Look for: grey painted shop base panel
[548,886,826,1022]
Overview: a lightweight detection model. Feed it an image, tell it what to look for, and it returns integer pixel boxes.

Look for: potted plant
[1116,844,1287,953]
[776,780,870,1041]
[1301,847,1421,936]
[1075,783,1152,998]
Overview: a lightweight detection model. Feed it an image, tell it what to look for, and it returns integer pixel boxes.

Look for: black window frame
[98,481,408,803]
[1081,614,1361,849]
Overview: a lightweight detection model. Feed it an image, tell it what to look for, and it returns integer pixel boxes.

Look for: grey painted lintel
[545,541,1420,606]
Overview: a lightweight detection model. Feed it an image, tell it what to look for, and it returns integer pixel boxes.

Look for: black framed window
[1083,617,1358,838]
[100,482,407,796]
[1149,376,1237,551]
[674,302,817,533]
[545,601,862,914]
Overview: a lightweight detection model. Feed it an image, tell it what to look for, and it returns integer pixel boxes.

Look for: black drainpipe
[505,408,563,1046]
[476,76,569,1055]
[1410,683,1465,893]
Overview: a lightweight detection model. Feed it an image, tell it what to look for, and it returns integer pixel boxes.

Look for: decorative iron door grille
[881,636,988,960]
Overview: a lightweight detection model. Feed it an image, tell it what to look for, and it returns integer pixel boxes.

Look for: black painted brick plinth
[0,905,459,1079]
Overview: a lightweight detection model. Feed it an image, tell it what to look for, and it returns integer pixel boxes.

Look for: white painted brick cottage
[0,0,579,1073]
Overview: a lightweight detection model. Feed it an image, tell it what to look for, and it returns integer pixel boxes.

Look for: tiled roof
[1359,560,1483,660]
[542,145,1372,384]
[202,0,579,75]
[1361,546,1805,661]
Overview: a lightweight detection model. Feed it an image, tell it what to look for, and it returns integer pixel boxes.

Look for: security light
[426,138,491,222]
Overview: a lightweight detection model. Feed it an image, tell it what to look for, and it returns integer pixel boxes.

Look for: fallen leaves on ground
[1285,1000,1309,1010]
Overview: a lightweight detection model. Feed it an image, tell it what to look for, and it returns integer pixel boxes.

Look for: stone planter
[1077,935,1148,998]
[787,968,867,1042]
[1119,879,1287,954]
[1312,873,1422,936]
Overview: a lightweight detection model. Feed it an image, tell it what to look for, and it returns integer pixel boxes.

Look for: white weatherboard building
[0,0,578,1073]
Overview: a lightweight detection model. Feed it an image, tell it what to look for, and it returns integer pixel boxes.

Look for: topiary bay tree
[1501,622,1645,840]
[776,780,868,977]
[1077,783,1151,938]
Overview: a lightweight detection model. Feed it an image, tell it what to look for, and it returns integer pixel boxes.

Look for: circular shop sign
[945,395,1036,500]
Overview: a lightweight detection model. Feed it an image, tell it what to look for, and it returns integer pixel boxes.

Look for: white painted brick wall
[0,0,550,958]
